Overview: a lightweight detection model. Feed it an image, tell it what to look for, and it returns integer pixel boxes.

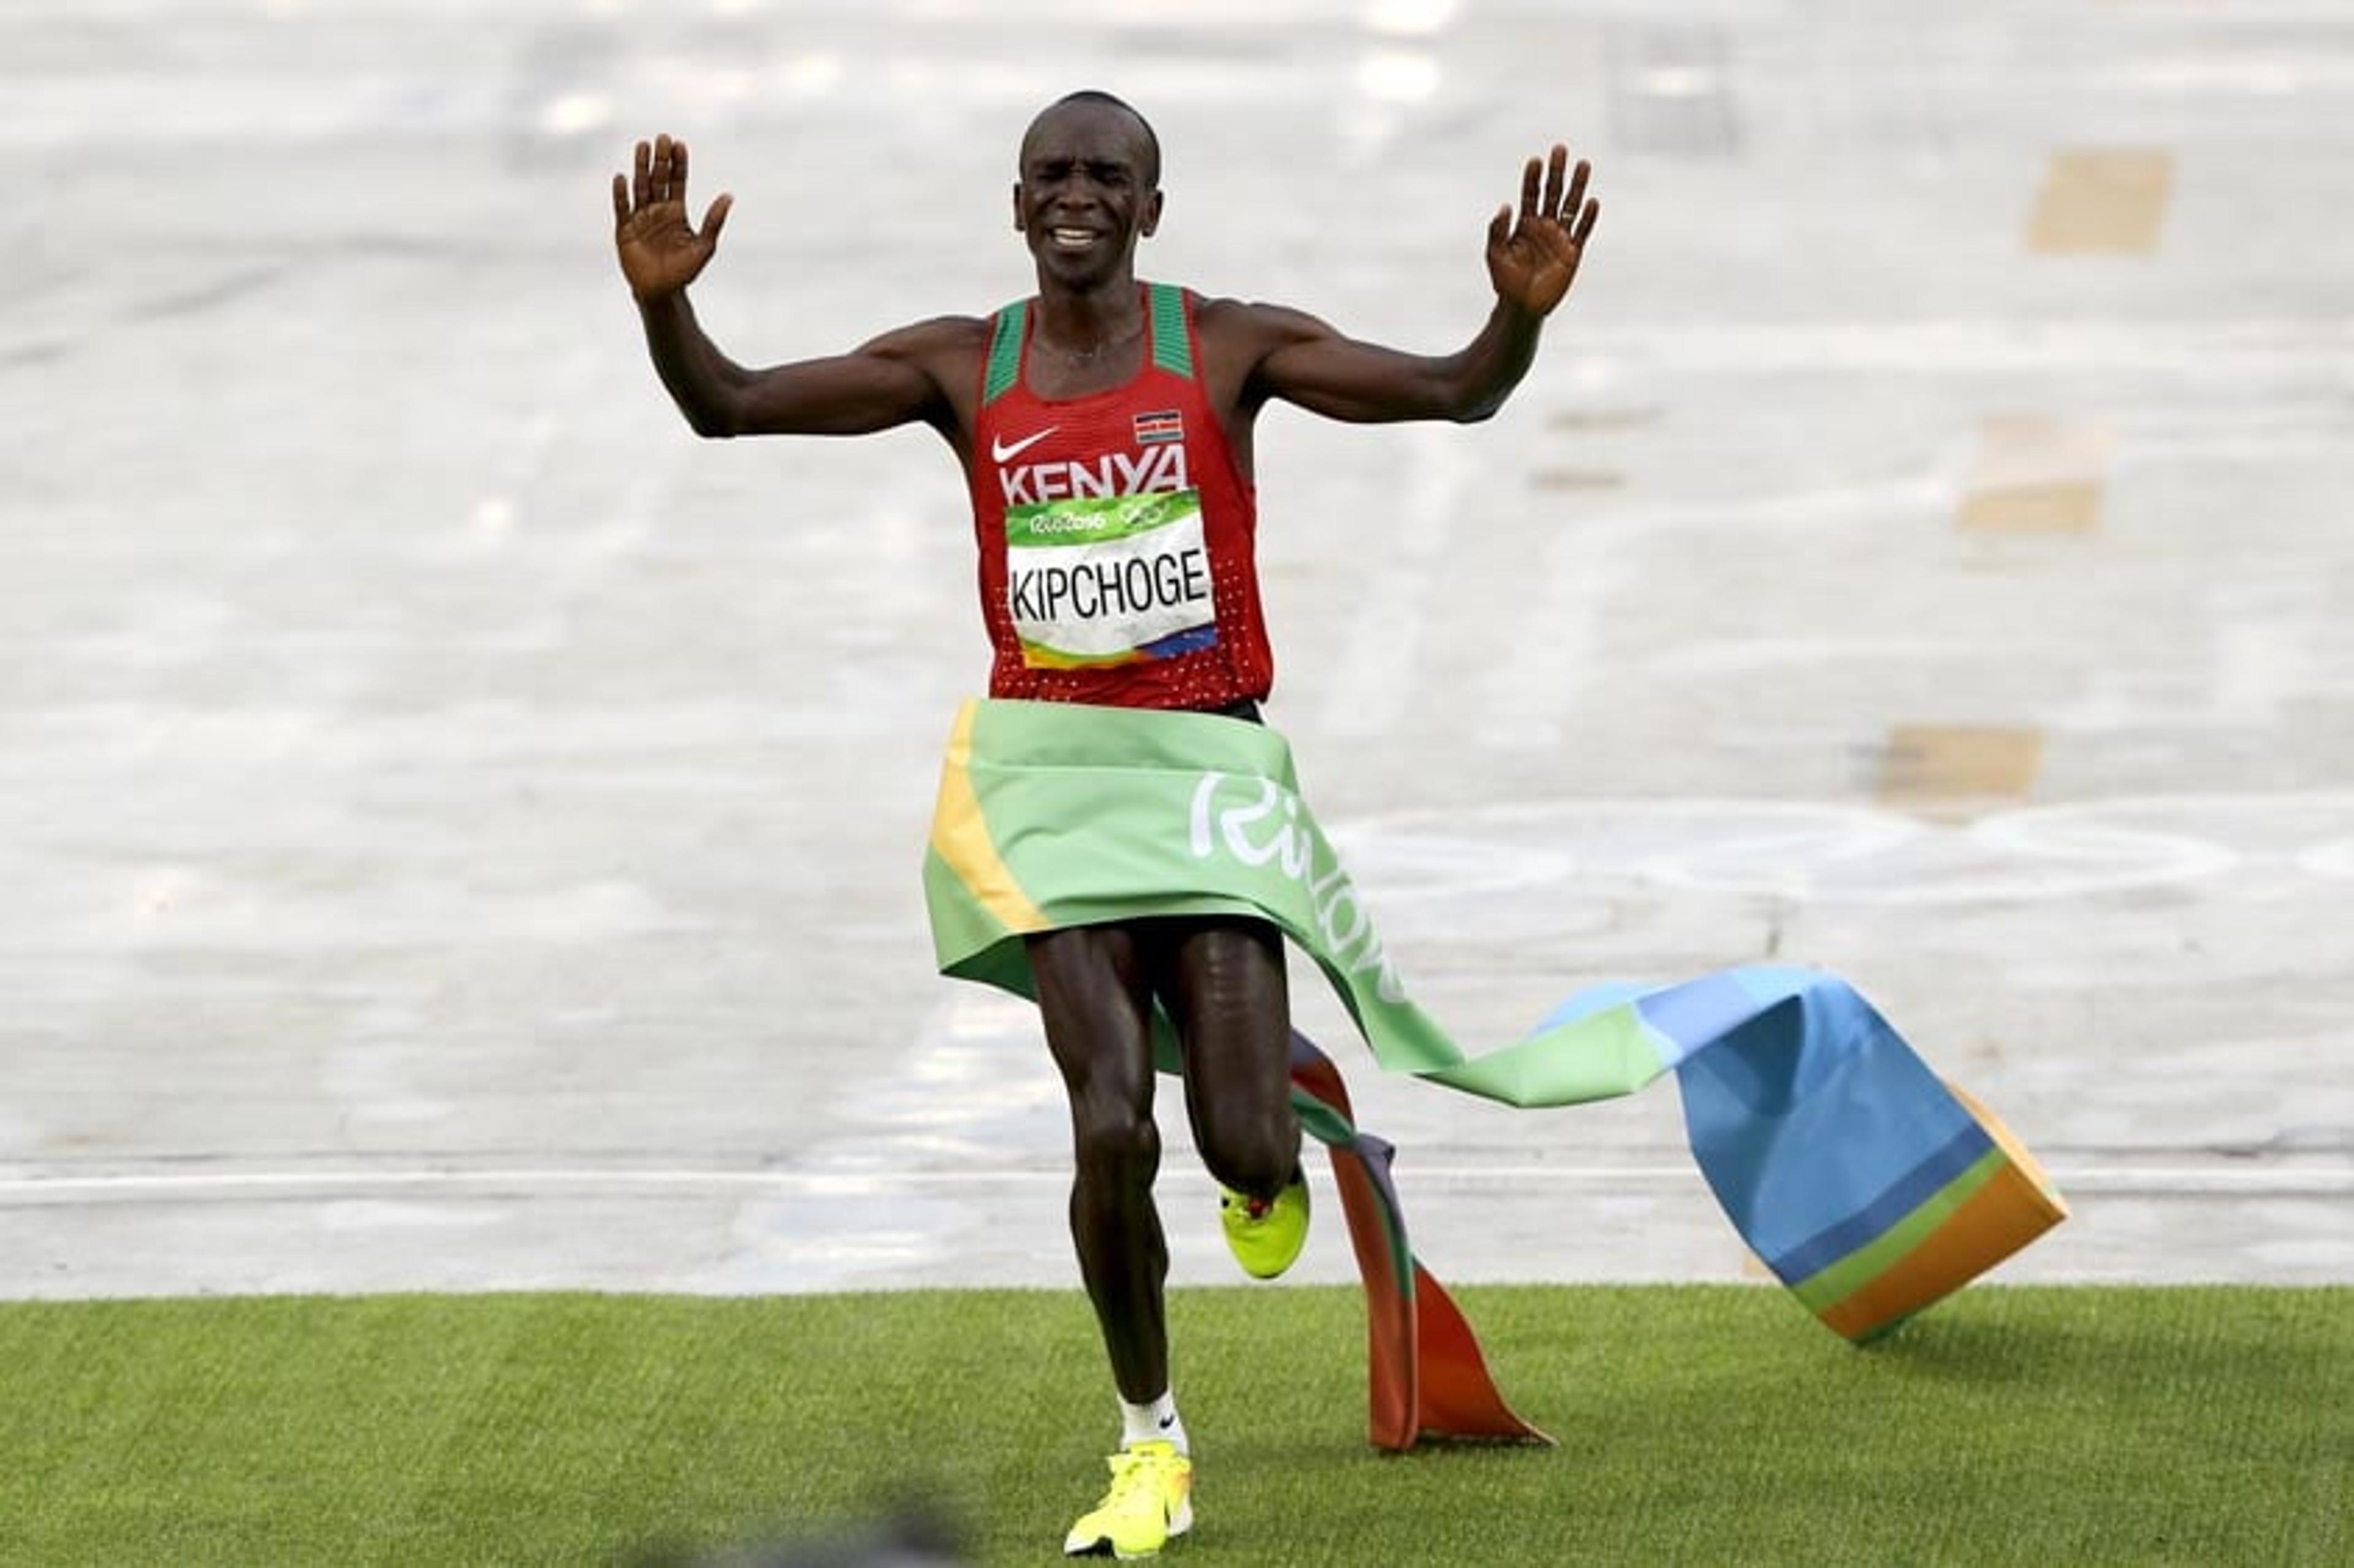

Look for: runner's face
[1013,104,1161,291]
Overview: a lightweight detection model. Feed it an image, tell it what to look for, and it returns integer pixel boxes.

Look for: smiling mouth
[1049,227,1101,250]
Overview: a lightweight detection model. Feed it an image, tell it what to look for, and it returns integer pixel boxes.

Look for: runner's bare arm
[1232,147,1599,424]
[612,134,977,438]
[642,308,980,439]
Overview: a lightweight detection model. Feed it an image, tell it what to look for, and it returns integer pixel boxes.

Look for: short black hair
[1028,89,1160,188]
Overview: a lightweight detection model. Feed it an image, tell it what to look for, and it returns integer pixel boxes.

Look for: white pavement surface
[3,0,2351,1300]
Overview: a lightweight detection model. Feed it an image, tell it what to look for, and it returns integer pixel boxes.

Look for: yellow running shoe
[1063,1439,1194,1559]
[1219,1172,1309,1280]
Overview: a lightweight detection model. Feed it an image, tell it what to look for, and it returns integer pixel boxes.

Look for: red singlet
[967,282,1273,711]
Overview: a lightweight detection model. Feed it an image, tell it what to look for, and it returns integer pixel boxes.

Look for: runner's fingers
[1574,195,1599,246]
[633,139,652,209]
[1487,203,1511,251]
[673,138,691,202]
[1561,156,1590,225]
[1541,144,1566,218]
[701,192,733,245]
[1518,156,1540,223]
[612,172,631,227]
[653,133,675,203]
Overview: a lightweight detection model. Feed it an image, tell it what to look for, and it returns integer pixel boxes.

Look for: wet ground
[3,0,2350,1299]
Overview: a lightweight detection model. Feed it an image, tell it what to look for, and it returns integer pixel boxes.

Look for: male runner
[612,92,1598,1559]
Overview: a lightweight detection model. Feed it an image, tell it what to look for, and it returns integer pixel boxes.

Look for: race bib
[1005,490,1219,668]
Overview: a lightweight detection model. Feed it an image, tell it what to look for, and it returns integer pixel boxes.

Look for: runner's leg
[1028,923,1168,1402]
[1153,916,1300,1202]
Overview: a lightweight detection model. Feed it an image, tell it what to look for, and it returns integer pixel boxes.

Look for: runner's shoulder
[855,313,994,373]
[1190,294,1337,357]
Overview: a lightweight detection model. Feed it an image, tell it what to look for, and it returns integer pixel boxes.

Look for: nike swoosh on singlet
[990,427,1057,463]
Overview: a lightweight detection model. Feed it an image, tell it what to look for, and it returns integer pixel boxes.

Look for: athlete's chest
[979,395,1202,510]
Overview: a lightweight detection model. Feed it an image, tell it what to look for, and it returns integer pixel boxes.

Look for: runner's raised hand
[612,133,735,302]
[1485,145,1599,318]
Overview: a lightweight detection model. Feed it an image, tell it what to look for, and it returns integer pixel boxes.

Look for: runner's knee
[1072,1102,1161,1185]
[1193,1099,1297,1197]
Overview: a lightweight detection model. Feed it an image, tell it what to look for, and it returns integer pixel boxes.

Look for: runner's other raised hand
[612,133,734,302]
[1485,144,1599,318]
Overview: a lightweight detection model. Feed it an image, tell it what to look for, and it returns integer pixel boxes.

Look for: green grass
[1,1286,2345,1565]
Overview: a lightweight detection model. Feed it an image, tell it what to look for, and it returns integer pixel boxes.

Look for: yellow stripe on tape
[929,701,1048,935]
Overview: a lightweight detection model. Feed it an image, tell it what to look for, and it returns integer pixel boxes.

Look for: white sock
[1120,1390,1188,1455]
